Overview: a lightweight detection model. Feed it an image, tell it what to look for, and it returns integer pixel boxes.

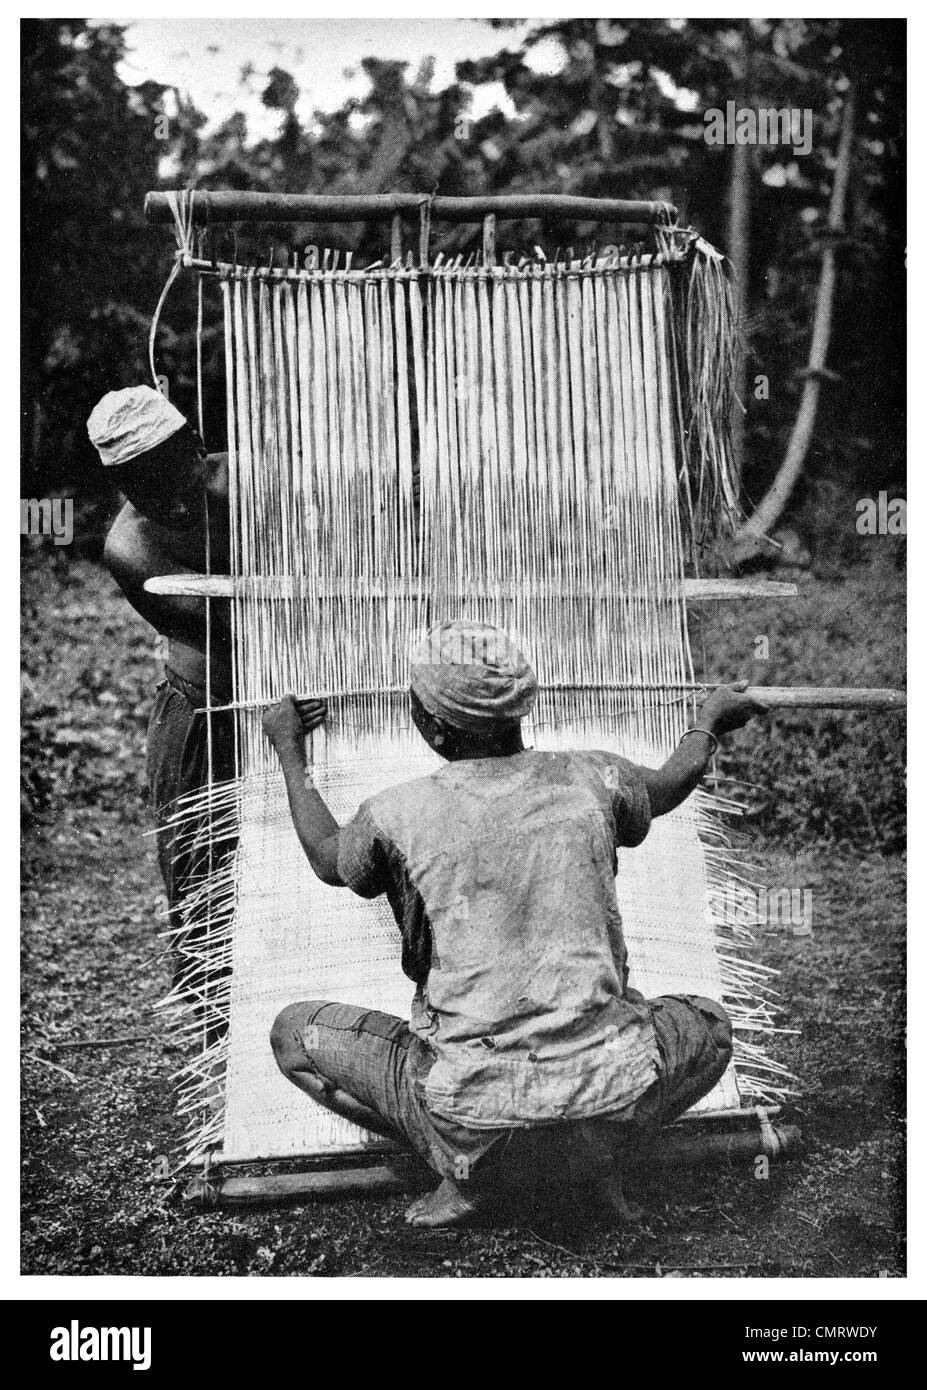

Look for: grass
[21,550,905,1277]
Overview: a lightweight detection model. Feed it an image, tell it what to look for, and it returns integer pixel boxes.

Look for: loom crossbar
[145,191,679,227]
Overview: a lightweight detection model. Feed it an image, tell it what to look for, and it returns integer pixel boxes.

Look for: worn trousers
[270,994,733,1183]
[147,671,236,1002]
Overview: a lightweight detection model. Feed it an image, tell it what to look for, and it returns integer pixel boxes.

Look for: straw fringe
[697,790,795,1103]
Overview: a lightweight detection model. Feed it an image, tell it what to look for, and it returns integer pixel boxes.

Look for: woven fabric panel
[221,746,737,1164]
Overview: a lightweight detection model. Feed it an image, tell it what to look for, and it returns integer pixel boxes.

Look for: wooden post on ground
[183,1114,803,1209]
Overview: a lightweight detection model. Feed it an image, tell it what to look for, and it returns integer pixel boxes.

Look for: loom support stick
[685,578,799,600]
[144,574,800,601]
[185,1165,405,1207]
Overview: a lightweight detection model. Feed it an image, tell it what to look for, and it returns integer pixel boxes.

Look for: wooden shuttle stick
[196,687,904,715]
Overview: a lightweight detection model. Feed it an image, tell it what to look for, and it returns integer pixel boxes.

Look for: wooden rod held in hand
[744,686,906,711]
[203,685,906,716]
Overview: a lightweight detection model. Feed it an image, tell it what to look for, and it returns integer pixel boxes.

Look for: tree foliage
[22,17,904,547]
[22,21,175,490]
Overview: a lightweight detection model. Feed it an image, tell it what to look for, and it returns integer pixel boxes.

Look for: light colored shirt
[337,748,661,1129]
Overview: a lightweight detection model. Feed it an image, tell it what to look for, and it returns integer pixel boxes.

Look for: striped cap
[410,620,538,732]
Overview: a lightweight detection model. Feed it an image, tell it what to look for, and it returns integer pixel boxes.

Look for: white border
[8,3,919,1301]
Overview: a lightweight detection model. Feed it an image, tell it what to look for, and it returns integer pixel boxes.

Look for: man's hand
[262,695,327,753]
[698,680,767,737]
[633,682,766,820]
[263,695,342,887]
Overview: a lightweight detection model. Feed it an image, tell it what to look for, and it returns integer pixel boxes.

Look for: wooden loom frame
[144,190,903,1205]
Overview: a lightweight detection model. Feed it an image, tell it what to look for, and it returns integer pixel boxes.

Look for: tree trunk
[732,86,856,564]
[727,22,753,485]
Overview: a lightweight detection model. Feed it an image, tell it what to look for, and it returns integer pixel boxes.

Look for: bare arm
[639,730,717,817]
[637,682,767,817]
[103,502,230,641]
[262,696,343,886]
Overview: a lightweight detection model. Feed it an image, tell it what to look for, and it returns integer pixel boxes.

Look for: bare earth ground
[21,558,905,1278]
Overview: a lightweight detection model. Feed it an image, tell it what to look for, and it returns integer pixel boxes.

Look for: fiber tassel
[671,238,742,543]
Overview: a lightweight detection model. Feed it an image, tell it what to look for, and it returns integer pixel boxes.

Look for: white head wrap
[87,386,188,467]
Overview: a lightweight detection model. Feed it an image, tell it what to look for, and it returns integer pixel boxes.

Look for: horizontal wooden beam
[185,1121,802,1207]
[656,1124,802,1170]
[186,1164,403,1208]
[183,1144,399,1171]
[145,190,678,227]
[144,574,798,601]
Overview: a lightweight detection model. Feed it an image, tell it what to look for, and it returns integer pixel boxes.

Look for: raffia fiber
[160,246,789,1164]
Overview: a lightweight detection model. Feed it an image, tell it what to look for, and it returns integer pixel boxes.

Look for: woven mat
[221,745,738,1163]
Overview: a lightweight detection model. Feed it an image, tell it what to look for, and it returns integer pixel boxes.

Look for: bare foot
[565,1122,644,1226]
[404,1178,483,1229]
[608,1184,644,1227]
[593,1154,643,1226]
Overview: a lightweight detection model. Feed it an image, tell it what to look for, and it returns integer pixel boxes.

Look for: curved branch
[733,86,856,564]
